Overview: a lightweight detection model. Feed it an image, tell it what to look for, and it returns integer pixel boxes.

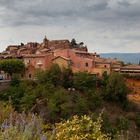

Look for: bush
[47,88,71,121]
[73,72,97,92]
[105,73,128,105]
[36,64,62,87]
[135,113,140,128]
[0,101,14,124]
[72,94,88,115]
[0,80,37,111]
[48,64,62,87]
[56,115,111,140]
[10,74,21,86]
[62,68,73,88]
[87,91,102,110]
[0,103,54,140]
[101,113,117,138]
[116,116,129,130]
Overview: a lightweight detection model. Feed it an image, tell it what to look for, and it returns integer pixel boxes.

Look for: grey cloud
[2,0,140,26]
[0,0,140,53]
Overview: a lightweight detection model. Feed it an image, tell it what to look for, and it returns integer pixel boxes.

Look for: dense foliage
[0,59,25,75]
[102,72,129,109]
[0,64,129,119]
[56,115,111,140]
[135,113,140,128]
[0,64,139,139]
[0,102,112,140]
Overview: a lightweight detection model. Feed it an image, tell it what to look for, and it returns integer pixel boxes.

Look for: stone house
[23,53,53,79]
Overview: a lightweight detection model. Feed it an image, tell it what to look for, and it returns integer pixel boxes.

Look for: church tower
[43,35,49,48]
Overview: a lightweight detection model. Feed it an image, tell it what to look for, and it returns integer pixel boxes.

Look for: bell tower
[43,35,49,48]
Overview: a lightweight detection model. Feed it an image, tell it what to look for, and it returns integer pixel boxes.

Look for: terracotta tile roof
[39,48,51,52]
[22,53,52,58]
[52,56,70,61]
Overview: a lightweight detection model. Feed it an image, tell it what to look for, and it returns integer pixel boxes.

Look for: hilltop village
[0,36,140,79]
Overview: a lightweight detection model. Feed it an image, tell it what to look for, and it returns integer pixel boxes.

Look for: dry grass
[126,79,140,106]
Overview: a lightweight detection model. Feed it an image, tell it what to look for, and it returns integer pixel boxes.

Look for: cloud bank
[0,0,140,53]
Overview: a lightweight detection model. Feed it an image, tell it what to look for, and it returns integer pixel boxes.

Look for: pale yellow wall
[53,57,69,69]
[91,68,110,76]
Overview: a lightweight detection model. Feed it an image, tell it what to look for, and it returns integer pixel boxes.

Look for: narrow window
[29,74,32,78]
[85,62,88,67]
[77,62,81,68]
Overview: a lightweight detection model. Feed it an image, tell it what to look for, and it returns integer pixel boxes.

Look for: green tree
[47,88,71,121]
[102,71,109,87]
[35,69,50,84]
[73,72,97,92]
[71,38,77,47]
[0,59,25,76]
[72,94,88,115]
[62,68,73,88]
[87,91,102,110]
[48,64,62,87]
[105,73,128,107]
[10,74,20,86]
[36,64,62,87]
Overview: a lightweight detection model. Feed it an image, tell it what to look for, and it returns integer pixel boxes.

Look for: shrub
[47,88,71,121]
[101,113,117,138]
[0,113,52,140]
[10,74,21,86]
[73,72,97,92]
[36,64,62,87]
[72,94,88,115]
[87,91,102,110]
[135,113,140,128]
[105,73,128,106]
[0,80,36,111]
[62,68,73,88]
[116,116,129,130]
[0,101,14,124]
[48,64,62,87]
[56,115,111,140]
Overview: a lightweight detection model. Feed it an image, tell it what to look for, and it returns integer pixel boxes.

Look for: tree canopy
[105,72,128,103]
[0,59,25,75]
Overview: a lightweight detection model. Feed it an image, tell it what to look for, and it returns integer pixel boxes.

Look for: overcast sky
[0,0,140,53]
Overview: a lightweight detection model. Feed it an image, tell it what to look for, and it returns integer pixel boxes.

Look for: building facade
[1,36,139,79]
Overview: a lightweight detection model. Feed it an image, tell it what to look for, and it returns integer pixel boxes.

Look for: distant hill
[100,53,140,64]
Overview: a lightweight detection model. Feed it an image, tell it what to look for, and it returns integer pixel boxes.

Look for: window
[85,62,88,67]
[68,60,71,66]
[25,59,30,65]
[29,74,32,78]
[77,62,81,68]
[104,65,107,68]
